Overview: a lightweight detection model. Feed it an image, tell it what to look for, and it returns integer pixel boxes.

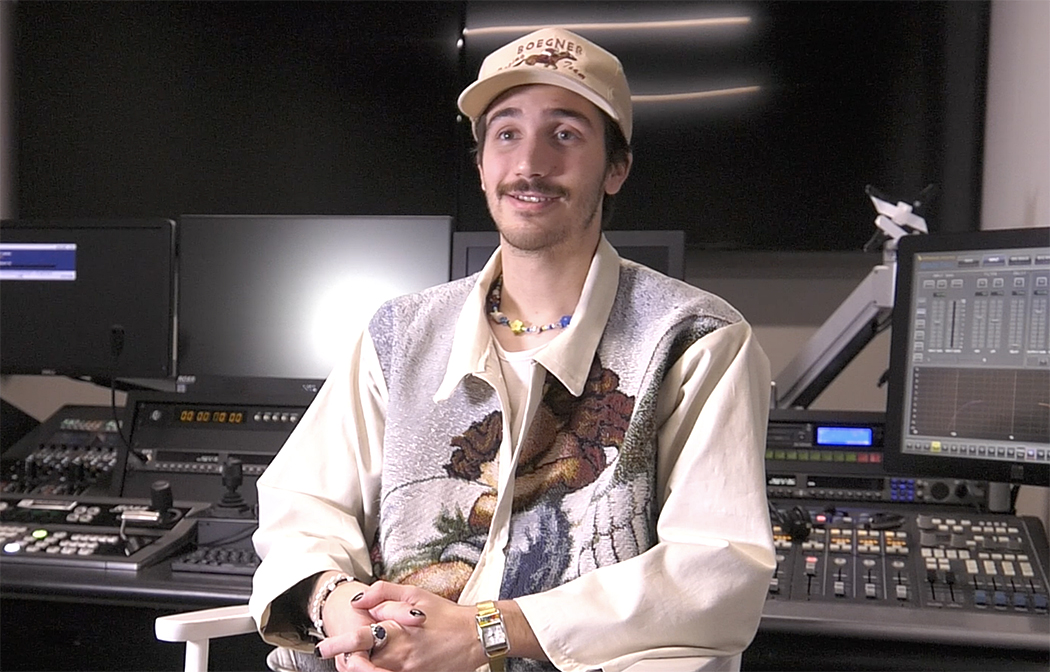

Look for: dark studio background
[11,0,988,251]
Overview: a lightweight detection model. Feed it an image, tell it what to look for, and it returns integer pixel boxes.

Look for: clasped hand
[315,581,488,672]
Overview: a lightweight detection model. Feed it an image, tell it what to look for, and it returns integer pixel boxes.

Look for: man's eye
[496,129,516,140]
[556,130,578,141]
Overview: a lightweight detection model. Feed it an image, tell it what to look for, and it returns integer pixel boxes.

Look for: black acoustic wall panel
[14,1,988,252]
[457,1,989,251]
[14,1,463,219]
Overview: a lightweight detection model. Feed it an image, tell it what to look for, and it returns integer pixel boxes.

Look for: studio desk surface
[1,500,1048,672]
[0,557,253,609]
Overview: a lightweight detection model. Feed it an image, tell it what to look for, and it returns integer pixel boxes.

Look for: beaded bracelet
[309,572,354,638]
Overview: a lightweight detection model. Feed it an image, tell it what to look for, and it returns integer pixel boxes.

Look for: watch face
[482,624,507,649]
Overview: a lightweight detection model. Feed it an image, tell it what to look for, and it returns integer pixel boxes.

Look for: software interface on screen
[0,219,177,380]
[0,243,78,280]
[893,235,1050,475]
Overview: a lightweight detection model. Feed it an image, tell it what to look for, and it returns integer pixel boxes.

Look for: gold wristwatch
[475,600,509,671]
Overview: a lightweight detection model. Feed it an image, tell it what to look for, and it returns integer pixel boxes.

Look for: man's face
[478,84,629,254]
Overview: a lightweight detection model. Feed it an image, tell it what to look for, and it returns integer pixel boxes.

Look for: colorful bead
[487,276,573,335]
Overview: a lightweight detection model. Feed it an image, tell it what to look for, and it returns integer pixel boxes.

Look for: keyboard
[170,545,260,576]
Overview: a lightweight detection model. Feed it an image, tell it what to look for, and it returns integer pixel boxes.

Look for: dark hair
[472,109,631,227]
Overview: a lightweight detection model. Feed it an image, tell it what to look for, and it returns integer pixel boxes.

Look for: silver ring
[369,622,388,651]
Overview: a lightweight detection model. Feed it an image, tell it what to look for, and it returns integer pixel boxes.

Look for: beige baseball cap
[458,27,633,142]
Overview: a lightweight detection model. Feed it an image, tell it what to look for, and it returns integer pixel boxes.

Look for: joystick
[121,479,180,525]
[151,480,175,523]
[216,459,252,515]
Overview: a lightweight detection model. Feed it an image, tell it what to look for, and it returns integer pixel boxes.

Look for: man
[249,27,775,672]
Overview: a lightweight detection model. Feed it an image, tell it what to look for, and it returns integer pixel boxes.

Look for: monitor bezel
[0,217,178,381]
[882,227,1050,487]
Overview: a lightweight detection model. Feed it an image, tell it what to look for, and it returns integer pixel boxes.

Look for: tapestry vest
[367,261,741,610]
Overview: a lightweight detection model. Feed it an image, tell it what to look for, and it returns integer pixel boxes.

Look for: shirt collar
[435,235,621,400]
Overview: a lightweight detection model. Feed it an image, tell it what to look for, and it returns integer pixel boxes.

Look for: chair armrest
[155,604,257,643]
[156,604,258,672]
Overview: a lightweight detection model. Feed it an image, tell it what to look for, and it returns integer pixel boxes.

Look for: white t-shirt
[492,337,546,448]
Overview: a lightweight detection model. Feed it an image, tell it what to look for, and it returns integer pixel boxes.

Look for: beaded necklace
[487,275,572,335]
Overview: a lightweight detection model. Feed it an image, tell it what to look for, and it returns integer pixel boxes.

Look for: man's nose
[515,135,555,178]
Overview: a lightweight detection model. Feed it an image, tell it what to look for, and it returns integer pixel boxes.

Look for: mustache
[496,179,567,199]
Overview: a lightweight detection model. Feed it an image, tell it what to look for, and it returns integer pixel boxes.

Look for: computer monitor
[0,218,177,381]
[883,227,1050,487]
[175,215,452,393]
[450,230,686,280]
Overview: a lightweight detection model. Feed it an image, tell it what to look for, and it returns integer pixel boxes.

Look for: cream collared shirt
[250,237,775,672]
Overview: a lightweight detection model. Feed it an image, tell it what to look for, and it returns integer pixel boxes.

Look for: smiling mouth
[511,193,559,204]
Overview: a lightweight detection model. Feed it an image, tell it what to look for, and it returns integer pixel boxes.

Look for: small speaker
[917,478,986,506]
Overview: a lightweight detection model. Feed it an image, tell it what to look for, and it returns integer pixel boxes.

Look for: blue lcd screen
[0,243,76,280]
[816,426,873,447]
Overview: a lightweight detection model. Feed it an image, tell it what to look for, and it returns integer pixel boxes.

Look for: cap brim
[458,68,620,137]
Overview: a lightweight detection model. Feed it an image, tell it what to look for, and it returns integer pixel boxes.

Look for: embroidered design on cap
[500,37,588,83]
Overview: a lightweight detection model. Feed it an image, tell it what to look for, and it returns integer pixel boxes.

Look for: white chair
[155,604,257,672]
[155,605,336,672]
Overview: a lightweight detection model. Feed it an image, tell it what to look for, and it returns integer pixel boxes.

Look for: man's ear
[604,152,633,196]
[478,162,486,192]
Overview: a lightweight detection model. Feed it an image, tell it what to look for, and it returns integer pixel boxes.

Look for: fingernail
[409,608,425,617]
[314,644,323,658]
[351,591,364,602]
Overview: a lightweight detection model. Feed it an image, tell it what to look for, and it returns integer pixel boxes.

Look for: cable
[108,324,149,464]
[196,525,257,549]
[118,516,130,555]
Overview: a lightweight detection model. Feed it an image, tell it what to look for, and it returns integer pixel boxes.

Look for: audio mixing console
[764,502,1050,649]
[1,406,124,497]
